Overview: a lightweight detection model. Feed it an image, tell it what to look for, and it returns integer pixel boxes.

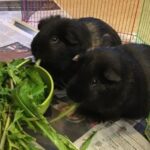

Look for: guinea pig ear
[102,33,112,46]
[104,68,121,82]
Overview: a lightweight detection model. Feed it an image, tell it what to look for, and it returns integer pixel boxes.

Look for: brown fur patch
[85,22,102,49]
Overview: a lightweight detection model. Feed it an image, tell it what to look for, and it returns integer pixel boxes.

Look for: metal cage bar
[21,0,147,44]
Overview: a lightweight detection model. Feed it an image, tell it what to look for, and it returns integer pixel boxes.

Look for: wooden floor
[54,0,143,34]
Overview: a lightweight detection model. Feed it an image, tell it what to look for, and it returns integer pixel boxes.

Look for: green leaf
[80,132,96,150]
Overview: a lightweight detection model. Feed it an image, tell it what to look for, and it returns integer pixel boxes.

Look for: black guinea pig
[31,15,121,88]
[67,43,150,121]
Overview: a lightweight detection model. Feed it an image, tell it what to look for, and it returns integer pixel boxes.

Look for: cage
[21,0,150,44]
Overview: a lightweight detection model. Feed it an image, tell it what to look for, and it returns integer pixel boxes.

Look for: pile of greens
[0,59,79,150]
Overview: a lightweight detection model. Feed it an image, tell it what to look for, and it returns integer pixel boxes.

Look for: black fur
[31,15,121,88]
[67,43,150,121]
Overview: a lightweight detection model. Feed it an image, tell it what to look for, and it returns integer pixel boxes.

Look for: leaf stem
[16,59,30,69]
[35,121,78,150]
[0,108,11,150]
[35,59,41,66]
[50,103,78,123]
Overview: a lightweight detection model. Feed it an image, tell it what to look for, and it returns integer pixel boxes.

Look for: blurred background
[1,0,150,44]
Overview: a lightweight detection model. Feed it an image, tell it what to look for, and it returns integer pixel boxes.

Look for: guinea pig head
[31,16,91,69]
[31,16,91,87]
[67,49,125,114]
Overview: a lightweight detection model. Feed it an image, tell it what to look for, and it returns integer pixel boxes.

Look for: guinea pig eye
[50,36,59,44]
[90,78,98,88]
